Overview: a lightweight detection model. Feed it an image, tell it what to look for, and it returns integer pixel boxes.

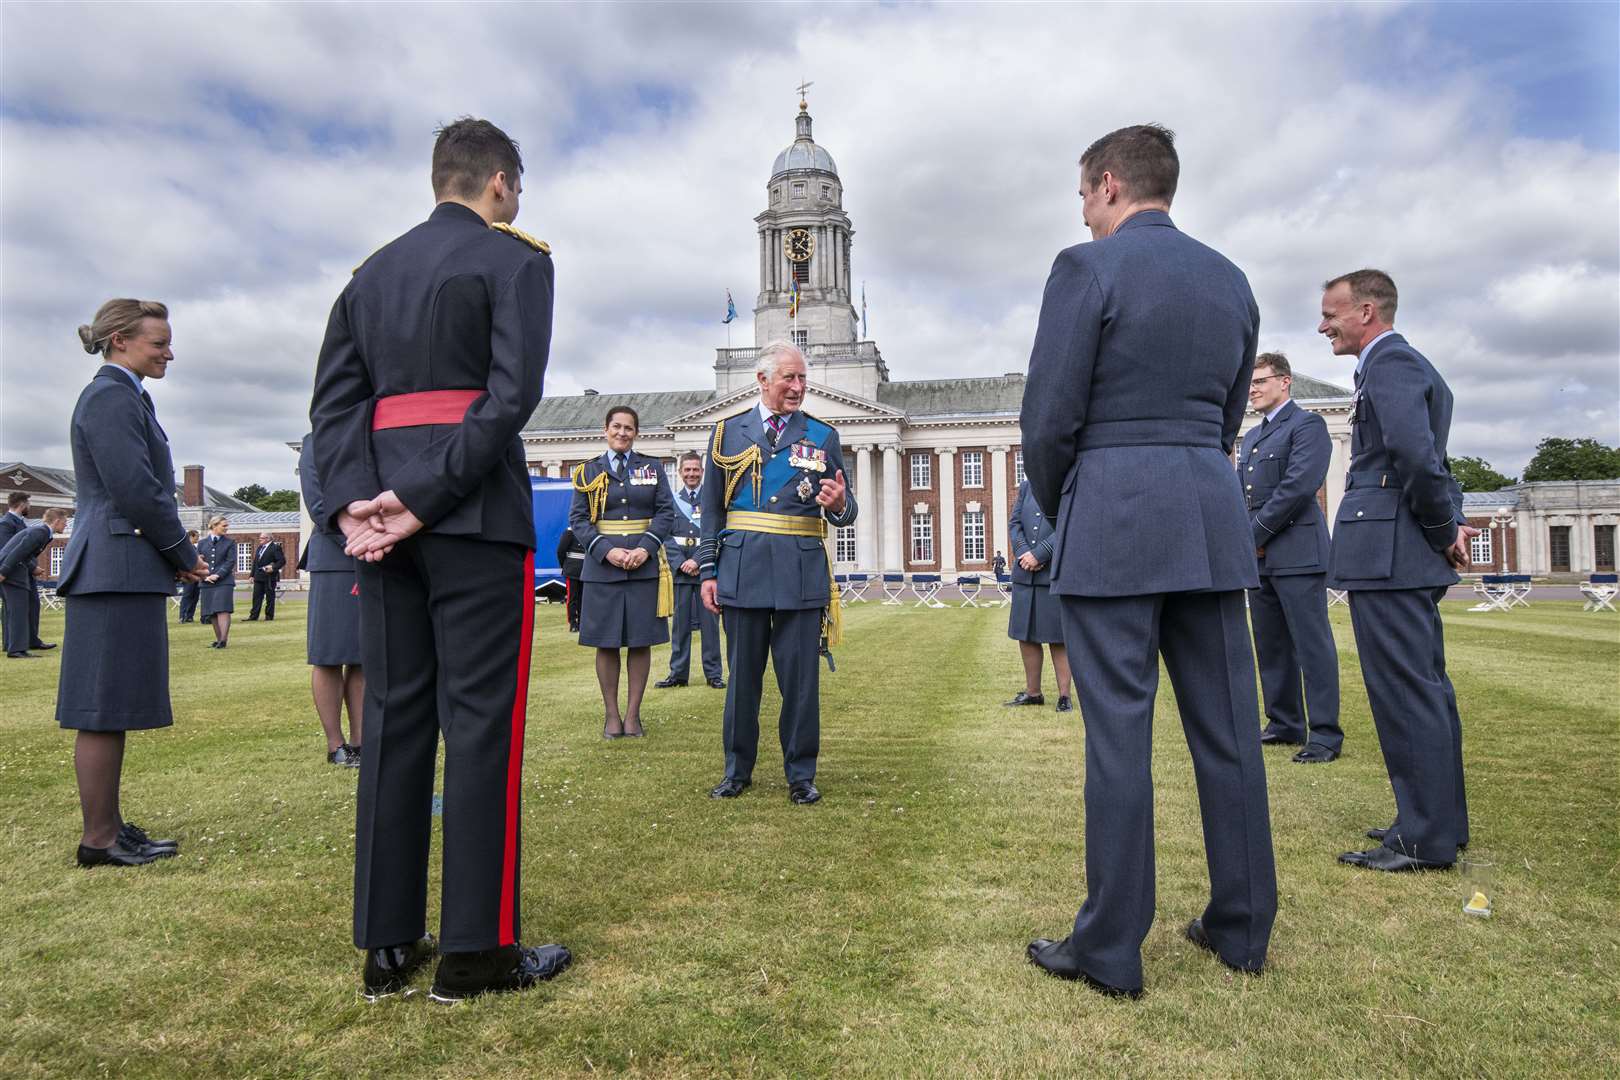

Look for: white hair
[755,340,805,380]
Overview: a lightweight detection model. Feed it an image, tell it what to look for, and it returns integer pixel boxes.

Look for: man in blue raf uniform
[698,341,856,805]
[310,117,570,1003]
[1,493,56,657]
[1243,352,1342,764]
[1021,124,1277,997]
[0,508,66,657]
[1321,269,1475,873]
[657,451,724,690]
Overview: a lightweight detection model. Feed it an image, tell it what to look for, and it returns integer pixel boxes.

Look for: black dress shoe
[1026,937,1142,999]
[246,616,259,622]
[1056,695,1073,712]
[7,652,38,659]
[362,934,437,1001]
[77,839,159,867]
[1338,847,1454,872]
[328,745,360,767]
[788,780,821,805]
[119,821,178,856]
[1365,826,1467,851]
[429,942,572,1003]
[708,678,726,689]
[1258,730,1303,746]
[1185,919,1261,974]
[654,676,687,689]
[709,777,750,799]
[1004,691,1045,707]
[30,641,56,650]
[1292,744,1339,764]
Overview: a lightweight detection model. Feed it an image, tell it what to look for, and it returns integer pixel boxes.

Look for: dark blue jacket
[569,450,676,585]
[665,484,706,579]
[0,511,26,558]
[1007,480,1055,586]
[1327,333,1464,590]
[58,366,200,595]
[698,406,857,611]
[0,520,52,581]
[1019,210,1259,596]
[198,533,236,584]
[1243,399,1332,577]
[297,433,354,573]
[310,202,552,549]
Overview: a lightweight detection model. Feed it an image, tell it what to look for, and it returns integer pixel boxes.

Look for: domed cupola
[771,102,839,178]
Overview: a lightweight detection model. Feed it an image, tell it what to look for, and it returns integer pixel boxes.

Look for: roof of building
[1461,490,1520,510]
[1,462,260,512]
[218,511,302,528]
[522,389,719,435]
[1290,373,1353,400]
[877,376,1028,419]
[1,462,78,495]
[773,140,838,177]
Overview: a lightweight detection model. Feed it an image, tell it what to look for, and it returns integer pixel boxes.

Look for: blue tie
[612,453,625,476]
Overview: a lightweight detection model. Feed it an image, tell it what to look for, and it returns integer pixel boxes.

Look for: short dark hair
[606,405,640,431]
[6,492,28,509]
[1323,269,1398,323]
[431,117,523,200]
[679,451,704,466]
[1080,124,1178,204]
[1254,352,1292,379]
[42,508,66,525]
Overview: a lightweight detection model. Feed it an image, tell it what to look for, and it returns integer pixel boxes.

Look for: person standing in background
[247,532,286,621]
[657,451,725,691]
[298,434,363,768]
[0,508,67,657]
[177,530,201,623]
[196,516,236,649]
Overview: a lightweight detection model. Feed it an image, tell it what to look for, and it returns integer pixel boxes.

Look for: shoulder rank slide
[490,222,551,254]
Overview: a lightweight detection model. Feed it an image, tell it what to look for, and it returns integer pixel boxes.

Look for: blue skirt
[579,578,668,648]
[199,580,234,620]
[306,570,361,667]
[56,593,172,732]
[1008,582,1063,644]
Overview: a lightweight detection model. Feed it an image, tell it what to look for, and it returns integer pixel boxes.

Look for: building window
[791,258,810,286]
[961,451,983,488]
[49,545,63,578]
[1549,525,1571,572]
[772,186,782,205]
[527,466,543,478]
[790,329,808,349]
[835,525,857,564]
[962,510,986,562]
[820,184,831,200]
[911,512,934,564]
[1470,527,1493,567]
[1596,524,1616,572]
[1014,450,1026,486]
[791,181,806,199]
[910,453,932,489]
[236,541,254,575]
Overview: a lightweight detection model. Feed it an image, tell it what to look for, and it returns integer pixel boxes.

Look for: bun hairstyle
[78,298,168,356]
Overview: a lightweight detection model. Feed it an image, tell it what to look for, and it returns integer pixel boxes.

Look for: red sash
[371,389,482,430]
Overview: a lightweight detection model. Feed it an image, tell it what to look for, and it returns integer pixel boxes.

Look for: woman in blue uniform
[1005,478,1073,712]
[59,299,206,867]
[569,406,676,739]
[197,515,236,648]
[298,433,363,767]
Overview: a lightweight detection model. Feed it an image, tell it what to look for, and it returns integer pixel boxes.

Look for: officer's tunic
[0,510,42,654]
[196,533,236,620]
[664,483,723,682]
[297,433,361,667]
[310,201,552,954]
[1006,479,1061,644]
[698,404,857,784]
[569,448,675,649]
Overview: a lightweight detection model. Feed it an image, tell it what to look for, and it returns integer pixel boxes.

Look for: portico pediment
[664,381,905,430]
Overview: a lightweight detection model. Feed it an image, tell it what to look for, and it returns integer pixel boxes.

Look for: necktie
[683,489,698,506]
[766,414,785,446]
[613,453,625,476]
[141,390,156,413]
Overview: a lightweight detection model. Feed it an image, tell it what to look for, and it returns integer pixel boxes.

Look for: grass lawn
[1,597,1615,1078]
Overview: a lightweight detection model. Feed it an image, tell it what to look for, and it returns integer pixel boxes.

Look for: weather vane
[796,79,814,108]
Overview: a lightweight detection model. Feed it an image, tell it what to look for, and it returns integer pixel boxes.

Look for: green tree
[1521,437,1620,482]
[1449,455,1516,492]
[257,489,300,512]
[232,483,270,506]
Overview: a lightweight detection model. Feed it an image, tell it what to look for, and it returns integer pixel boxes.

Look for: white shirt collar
[1356,330,1397,377]
[602,449,629,470]
[1265,399,1290,422]
[102,362,143,390]
[756,400,776,425]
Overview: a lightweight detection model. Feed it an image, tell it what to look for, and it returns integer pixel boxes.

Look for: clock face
[784,228,815,263]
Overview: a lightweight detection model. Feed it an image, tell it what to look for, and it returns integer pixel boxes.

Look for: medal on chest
[629,464,658,486]
[797,475,815,501]
[789,440,827,473]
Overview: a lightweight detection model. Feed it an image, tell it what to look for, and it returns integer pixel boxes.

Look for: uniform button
[1356,510,1364,518]
[769,496,778,503]
[1247,466,1254,472]
[620,498,627,504]
[1245,485,1253,491]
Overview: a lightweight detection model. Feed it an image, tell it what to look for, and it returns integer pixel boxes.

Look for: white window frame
[1014,450,1026,486]
[835,525,857,564]
[962,510,986,563]
[961,451,984,488]
[910,453,932,490]
[236,541,254,575]
[790,328,808,349]
[1469,528,1493,566]
[49,545,63,578]
[910,512,934,564]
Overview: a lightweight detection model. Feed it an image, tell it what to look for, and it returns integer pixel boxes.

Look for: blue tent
[532,476,574,596]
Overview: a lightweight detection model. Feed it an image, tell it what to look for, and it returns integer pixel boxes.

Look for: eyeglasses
[1250,375,1287,387]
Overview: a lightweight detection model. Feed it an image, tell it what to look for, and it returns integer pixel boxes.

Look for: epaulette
[490,222,551,254]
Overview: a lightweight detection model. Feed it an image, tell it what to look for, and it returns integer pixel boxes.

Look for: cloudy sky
[2,1,1615,492]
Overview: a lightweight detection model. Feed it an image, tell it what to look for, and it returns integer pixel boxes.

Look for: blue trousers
[668,580,723,682]
[720,606,821,783]
[1249,572,1342,751]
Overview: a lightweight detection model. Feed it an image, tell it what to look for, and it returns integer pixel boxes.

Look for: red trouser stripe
[371,389,482,430]
[497,549,535,946]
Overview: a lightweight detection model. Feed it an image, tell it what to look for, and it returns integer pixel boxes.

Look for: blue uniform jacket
[298,433,355,573]
[665,486,706,580]
[0,521,52,581]
[1327,333,1464,590]
[58,366,200,595]
[569,450,676,585]
[698,407,857,611]
[1019,210,1260,596]
[1007,480,1056,586]
[199,533,236,584]
[310,202,552,549]
[1243,400,1332,576]
[0,512,25,560]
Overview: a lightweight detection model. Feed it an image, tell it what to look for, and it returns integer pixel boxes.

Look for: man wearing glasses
[1243,353,1341,763]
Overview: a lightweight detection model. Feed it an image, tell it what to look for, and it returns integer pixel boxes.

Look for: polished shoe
[362,934,437,1001]
[429,942,572,1003]
[708,678,726,689]
[1258,730,1303,746]
[1003,690,1045,707]
[29,641,56,650]
[654,676,687,689]
[788,780,821,805]
[1184,919,1261,974]
[343,743,362,767]
[328,744,360,767]
[623,721,645,738]
[709,777,750,799]
[1338,847,1454,872]
[77,838,159,868]
[1292,744,1339,764]
[119,821,178,856]
[1026,937,1142,999]
[1056,695,1073,713]
[1365,826,1467,851]
[7,652,38,659]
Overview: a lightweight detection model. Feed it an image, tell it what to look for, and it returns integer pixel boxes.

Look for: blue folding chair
[881,573,907,605]
[910,573,945,608]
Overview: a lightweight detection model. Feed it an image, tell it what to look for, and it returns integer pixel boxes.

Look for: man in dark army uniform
[310,117,571,1003]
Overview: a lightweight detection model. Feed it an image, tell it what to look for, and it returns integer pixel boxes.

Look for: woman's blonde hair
[77,299,168,356]
[208,516,230,531]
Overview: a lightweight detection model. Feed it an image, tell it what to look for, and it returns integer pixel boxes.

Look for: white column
[936,447,957,573]
[989,445,1010,566]
[882,444,903,572]
[1325,433,1350,531]
[854,445,876,571]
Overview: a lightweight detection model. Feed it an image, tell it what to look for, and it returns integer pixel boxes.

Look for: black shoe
[602,723,623,741]
[246,617,259,622]
[1258,730,1303,746]
[7,652,37,659]
[708,678,726,689]
[77,839,159,868]
[119,821,178,856]
[1338,847,1454,872]
[1184,918,1261,975]
[1056,695,1073,712]
[328,745,360,767]
[788,780,821,805]
[1004,691,1045,707]
[654,676,687,689]
[362,934,437,1001]
[30,641,56,650]
[1026,937,1142,999]
[344,744,362,767]
[1292,744,1339,764]
[623,722,645,739]
[709,777,750,799]
[1364,826,1467,851]
[429,942,572,1004]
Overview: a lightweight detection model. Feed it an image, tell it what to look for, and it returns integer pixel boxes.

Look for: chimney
[183,465,205,507]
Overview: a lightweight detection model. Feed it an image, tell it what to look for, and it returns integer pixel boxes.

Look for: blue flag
[723,289,737,324]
